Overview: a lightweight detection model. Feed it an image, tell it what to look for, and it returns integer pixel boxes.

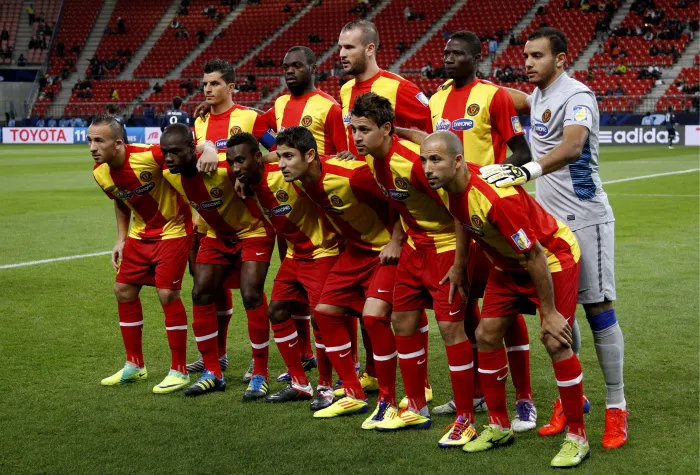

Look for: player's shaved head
[89,114,124,141]
[421,131,466,191]
[341,20,379,47]
[203,58,235,84]
[276,126,318,159]
[351,92,395,133]
[424,130,464,157]
[161,123,196,174]
[162,123,193,144]
[449,31,482,57]
[286,46,316,66]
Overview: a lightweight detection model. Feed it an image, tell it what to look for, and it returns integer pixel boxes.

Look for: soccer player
[349,93,477,447]
[337,20,432,157]
[105,104,127,144]
[274,125,409,426]
[159,123,275,399]
[665,106,677,149]
[397,31,536,429]
[187,58,276,391]
[90,115,210,394]
[161,96,190,131]
[420,130,589,467]
[226,131,342,405]
[482,27,628,449]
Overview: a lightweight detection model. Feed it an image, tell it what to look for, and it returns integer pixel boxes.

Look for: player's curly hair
[350,92,395,134]
[204,58,235,84]
[276,126,318,159]
[227,132,260,153]
[528,27,568,56]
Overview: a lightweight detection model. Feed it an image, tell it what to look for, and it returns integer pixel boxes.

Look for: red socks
[478,347,510,428]
[118,299,144,367]
[162,299,188,373]
[214,289,233,358]
[419,310,430,387]
[553,354,586,440]
[362,315,397,405]
[193,303,221,378]
[314,309,365,400]
[446,340,475,423]
[505,314,532,401]
[313,328,333,387]
[465,300,482,398]
[272,318,307,386]
[292,315,314,360]
[345,317,359,367]
[246,295,270,379]
[396,332,428,410]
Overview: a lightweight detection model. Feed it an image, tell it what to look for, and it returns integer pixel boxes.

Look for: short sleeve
[349,165,385,202]
[489,87,524,143]
[488,192,537,255]
[563,92,596,131]
[325,103,349,153]
[395,81,433,132]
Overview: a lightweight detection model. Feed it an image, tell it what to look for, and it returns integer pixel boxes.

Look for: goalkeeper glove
[479,162,543,188]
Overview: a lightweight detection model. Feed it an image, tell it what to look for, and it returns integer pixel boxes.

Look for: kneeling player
[421,131,589,468]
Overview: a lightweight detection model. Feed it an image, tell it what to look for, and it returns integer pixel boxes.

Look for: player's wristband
[522,161,543,181]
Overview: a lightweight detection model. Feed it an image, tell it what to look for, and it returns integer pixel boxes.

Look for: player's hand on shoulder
[111,240,125,271]
[335,151,356,161]
[480,164,528,188]
[194,102,211,122]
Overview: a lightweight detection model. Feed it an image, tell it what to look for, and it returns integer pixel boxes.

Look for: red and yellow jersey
[297,157,392,252]
[163,157,272,241]
[443,163,580,273]
[258,89,347,155]
[429,79,523,166]
[340,70,432,156]
[93,144,192,241]
[194,103,261,152]
[251,163,340,259]
[365,136,455,254]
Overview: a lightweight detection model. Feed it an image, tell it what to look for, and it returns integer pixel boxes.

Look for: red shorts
[393,246,466,321]
[196,236,275,289]
[272,256,338,307]
[116,235,192,290]
[467,240,492,300]
[319,246,397,313]
[481,263,580,324]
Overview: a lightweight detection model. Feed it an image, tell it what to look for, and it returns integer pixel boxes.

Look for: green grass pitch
[0,144,698,474]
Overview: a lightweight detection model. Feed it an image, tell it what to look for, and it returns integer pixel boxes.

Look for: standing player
[482,27,629,449]
[161,96,190,131]
[106,104,128,144]
[90,115,209,394]
[159,123,275,399]
[337,20,433,157]
[350,93,477,448]
[226,131,341,405]
[664,106,677,149]
[420,130,589,468]
[189,58,277,392]
[397,31,536,429]
[274,126,408,427]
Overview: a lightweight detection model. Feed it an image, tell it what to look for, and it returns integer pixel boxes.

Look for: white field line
[1,168,698,270]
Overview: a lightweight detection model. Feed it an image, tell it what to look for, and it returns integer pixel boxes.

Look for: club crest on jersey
[209,187,223,198]
[467,104,480,116]
[116,189,134,200]
[542,109,552,123]
[511,116,523,134]
[471,215,483,228]
[416,92,430,106]
[301,115,313,127]
[139,171,153,182]
[215,139,228,150]
[436,118,451,131]
[533,123,549,137]
[330,195,344,207]
[276,190,289,202]
[511,228,531,251]
[134,182,155,196]
[452,118,474,131]
[343,113,352,125]
[271,204,292,216]
[230,126,242,136]
[394,177,409,190]
[573,106,588,122]
[199,199,223,210]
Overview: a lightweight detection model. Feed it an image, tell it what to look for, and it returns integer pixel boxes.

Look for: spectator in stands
[154,82,163,94]
[536,5,546,15]
[488,38,498,60]
[178,4,189,15]
[404,5,412,20]
[421,61,433,78]
[563,0,572,8]
[175,28,189,39]
[27,4,35,25]
[1,29,8,41]
[397,40,407,54]
[144,104,155,126]
[56,41,65,57]
[117,17,126,35]
[58,116,68,127]
[649,44,660,56]
[180,78,195,94]
[643,30,654,41]
[48,117,57,127]
[196,29,206,44]
[17,54,27,67]
[615,63,627,74]
[309,33,322,43]
[171,19,182,29]
[283,3,291,12]
[581,0,592,12]
[111,88,119,100]
[611,44,621,58]
[442,28,451,39]
[36,116,45,127]
[615,83,625,96]
[204,5,217,18]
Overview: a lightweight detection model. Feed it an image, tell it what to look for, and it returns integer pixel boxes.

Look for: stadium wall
[0,82,34,119]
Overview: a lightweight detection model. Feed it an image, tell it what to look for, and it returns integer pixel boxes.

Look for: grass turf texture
[0,144,698,474]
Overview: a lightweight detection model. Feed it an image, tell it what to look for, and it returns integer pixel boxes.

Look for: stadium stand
[134,0,231,79]
[25,0,61,64]
[656,66,700,112]
[181,0,305,78]
[0,0,22,65]
[401,0,534,73]
[89,0,171,78]
[46,0,100,76]
[64,79,149,117]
